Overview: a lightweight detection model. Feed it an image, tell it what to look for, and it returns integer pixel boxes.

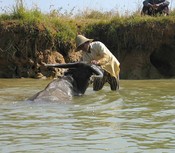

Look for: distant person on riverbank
[141,0,170,16]
[75,35,120,91]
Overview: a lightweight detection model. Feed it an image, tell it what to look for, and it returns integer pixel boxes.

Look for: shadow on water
[0,79,175,152]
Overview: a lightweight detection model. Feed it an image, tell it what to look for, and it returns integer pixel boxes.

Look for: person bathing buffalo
[75,35,120,91]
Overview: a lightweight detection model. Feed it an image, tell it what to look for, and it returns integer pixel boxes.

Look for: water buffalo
[29,62,103,102]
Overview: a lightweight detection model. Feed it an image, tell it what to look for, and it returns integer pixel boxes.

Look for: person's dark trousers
[141,5,169,16]
[93,70,119,91]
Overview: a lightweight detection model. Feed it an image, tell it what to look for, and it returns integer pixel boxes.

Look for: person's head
[76,35,93,52]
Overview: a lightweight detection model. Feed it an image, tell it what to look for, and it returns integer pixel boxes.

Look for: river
[0,79,175,153]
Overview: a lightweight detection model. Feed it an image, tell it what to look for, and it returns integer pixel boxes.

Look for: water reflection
[0,79,175,152]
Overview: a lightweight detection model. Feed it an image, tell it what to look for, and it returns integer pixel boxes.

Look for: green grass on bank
[1,0,175,23]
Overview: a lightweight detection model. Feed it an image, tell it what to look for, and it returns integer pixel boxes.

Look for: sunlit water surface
[0,79,175,153]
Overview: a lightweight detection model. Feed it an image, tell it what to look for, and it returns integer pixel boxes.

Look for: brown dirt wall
[0,19,175,79]
[0,21,81,78]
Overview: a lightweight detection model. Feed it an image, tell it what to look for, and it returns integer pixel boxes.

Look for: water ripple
[0,79,175,152]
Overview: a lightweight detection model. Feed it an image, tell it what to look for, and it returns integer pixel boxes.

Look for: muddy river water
[0,79,175,152]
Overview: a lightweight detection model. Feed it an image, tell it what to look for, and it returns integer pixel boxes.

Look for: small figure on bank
[76,35,120,91]
[141,0,170,16]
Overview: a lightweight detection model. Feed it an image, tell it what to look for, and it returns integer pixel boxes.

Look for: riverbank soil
[0,20,175,79]
[0,21,81,78]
